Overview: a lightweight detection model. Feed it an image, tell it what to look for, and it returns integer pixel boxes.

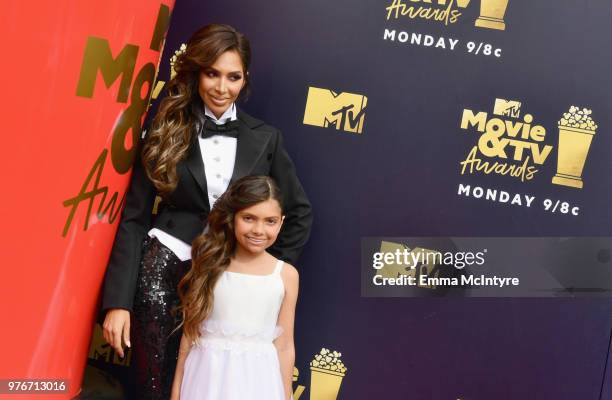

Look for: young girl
[171,175,299,400]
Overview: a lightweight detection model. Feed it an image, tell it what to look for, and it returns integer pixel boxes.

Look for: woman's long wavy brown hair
[178,176,284,342]
[142,24,251,197]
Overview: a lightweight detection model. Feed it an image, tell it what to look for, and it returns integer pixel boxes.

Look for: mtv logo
[88,323,131,366]
[303,87,367,134]
[493,98,522,118]
[376,241,441,288]
[377,241,415,279]
[89,325,112,363]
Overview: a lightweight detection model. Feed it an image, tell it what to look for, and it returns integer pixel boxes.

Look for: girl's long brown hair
[142,24,251,197]
[178,176,284,342]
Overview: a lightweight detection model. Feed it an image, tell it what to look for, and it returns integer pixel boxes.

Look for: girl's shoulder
[277,259,299,286]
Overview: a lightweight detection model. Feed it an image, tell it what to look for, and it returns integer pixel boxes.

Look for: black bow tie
[200,117,240,139]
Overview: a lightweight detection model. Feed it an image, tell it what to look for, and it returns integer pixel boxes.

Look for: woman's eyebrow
[204,66,243,75]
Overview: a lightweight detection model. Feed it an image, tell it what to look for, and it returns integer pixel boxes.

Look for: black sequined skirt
[130,236,190,400]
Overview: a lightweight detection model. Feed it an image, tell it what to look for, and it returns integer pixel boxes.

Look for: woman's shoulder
[237,107,279,134]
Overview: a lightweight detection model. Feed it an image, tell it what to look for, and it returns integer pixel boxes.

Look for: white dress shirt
[148,103,238,261]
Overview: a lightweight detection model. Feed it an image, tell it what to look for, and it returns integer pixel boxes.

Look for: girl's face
[198,50,246,119]
[234,198,284,254]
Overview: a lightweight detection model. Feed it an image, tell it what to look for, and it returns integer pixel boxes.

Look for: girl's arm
[274,263,299,400]
[170,333,192,400]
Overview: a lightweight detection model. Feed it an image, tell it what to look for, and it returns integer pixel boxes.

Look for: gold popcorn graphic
[169,43,187,80]
[303,87,367,134]
[552,106,598,189]
[475,0,509,31]
[150,43,187,100]
[493,98,521,118]
[309,348,347,400]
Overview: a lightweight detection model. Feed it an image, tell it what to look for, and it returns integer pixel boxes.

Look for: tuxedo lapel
[230,120,272,184]
[185,136,209,199]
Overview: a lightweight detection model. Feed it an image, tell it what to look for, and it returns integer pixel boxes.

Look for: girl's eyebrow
[239,213,280,219]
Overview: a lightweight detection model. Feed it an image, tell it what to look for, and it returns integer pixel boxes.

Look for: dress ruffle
[199,319,284,341]
[192,320,284,355]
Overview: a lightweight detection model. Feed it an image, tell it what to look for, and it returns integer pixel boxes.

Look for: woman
[101,24,312,399]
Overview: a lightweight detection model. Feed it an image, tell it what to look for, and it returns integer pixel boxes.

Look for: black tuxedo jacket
[101,109,312,311]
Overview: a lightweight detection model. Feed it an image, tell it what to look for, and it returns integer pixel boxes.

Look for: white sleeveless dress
[180,260,287,400]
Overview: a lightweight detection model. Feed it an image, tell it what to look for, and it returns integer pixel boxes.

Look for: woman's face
[198,50,246,119]
[233,199,284,255]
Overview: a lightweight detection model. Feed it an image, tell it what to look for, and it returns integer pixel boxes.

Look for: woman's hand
[102,308,131,358]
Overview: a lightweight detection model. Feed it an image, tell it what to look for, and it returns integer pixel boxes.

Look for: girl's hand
[102,308,131,358]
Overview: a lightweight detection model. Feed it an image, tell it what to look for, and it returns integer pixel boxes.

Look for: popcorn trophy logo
[309,348,347,400]
[475,0,509,31]
[552,106,598,189]
[303,87,367,134]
